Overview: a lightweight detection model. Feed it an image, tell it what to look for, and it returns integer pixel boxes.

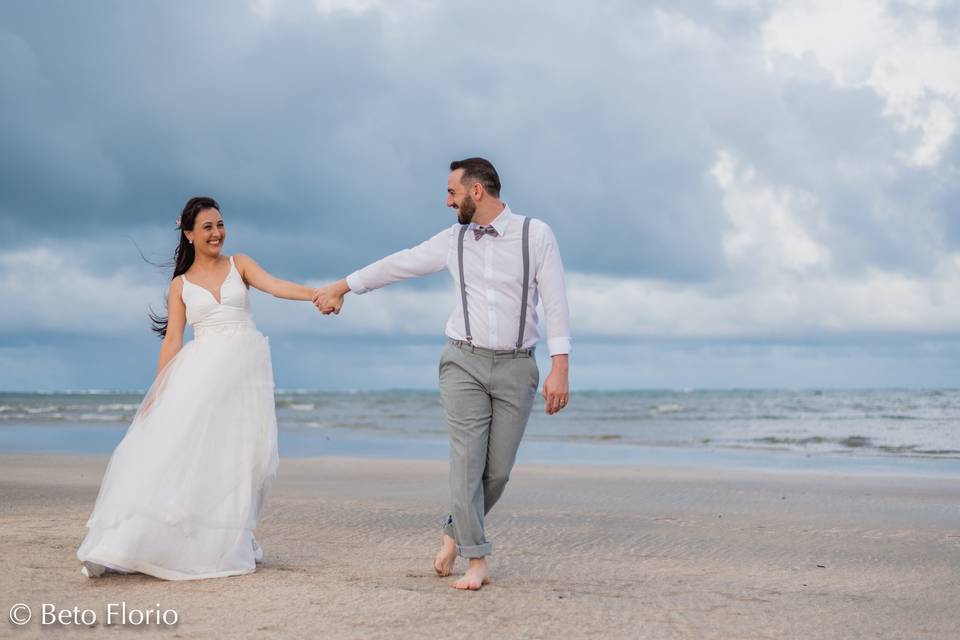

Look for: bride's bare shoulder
[232,253,253,267]
[232,253,263,275]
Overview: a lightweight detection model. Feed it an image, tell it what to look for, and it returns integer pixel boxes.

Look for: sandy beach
[1,454,957,639]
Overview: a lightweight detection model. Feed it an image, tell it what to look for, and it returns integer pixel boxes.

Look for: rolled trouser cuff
[442,515,491,558]
[442,516,457,540]
[456,541,492,559]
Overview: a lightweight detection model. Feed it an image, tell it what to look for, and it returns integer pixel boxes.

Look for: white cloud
[248,0,383,21]
[712,150,830,274]
[653,8,721,50]
[0,244,450,337]
[313,0,383,15]
[762,0,960,166]
[249,0,275,19]
[5,241,960,342]
[0,247,157,333]
[250,0,430,21]
[713,0,764,10]
[567,265,960,338]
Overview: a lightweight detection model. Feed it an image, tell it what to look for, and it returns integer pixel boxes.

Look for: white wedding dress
[77,256,279,580]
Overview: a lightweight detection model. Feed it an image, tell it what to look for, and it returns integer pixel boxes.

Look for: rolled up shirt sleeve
[346,227,451,294]
[534,222,572,356]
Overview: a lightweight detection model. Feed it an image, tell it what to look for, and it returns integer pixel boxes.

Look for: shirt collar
[473,204,513,236]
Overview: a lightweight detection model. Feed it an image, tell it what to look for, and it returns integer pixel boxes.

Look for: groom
[314,157,571,590]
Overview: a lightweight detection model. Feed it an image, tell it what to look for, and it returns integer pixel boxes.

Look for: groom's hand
[313,280,349,315]
[542,354,570,415]
[310,288,335,314]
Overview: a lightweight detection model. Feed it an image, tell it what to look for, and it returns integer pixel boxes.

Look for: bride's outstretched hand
[313,282,346,315]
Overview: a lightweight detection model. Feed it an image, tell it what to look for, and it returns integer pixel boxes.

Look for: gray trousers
[439,340,539,558]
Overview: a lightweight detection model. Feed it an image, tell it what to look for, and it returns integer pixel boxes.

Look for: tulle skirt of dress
[77,326,279,580]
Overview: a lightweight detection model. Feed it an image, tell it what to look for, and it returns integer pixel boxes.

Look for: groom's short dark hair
[450,157,501,198]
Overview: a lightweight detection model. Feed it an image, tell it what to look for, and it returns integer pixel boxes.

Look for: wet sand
[1,454,957,639]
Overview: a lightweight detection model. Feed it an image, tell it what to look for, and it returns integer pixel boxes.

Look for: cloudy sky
[2,0,959,391]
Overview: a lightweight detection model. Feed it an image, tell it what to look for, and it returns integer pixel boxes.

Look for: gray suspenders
[457,216,533,350]
[517,216,532,349]
[457,224,472,343]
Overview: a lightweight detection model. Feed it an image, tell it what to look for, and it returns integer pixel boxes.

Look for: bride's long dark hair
[149,196,221,338]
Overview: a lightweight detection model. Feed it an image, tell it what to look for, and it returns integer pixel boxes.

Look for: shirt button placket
[484,240,497,346]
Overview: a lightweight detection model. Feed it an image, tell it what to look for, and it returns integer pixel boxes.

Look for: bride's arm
[233,253,317,301]
[156,278,186,375]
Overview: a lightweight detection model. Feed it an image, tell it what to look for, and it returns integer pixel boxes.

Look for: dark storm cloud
[2,1,955,283]
[0,3,817,278]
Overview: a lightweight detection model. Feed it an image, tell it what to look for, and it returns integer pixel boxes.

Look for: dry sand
[1,454,957,639]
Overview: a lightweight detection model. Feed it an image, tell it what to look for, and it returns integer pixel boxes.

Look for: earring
[189,240,193,245]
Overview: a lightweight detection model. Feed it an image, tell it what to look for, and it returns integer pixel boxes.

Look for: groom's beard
[456,194,476,224]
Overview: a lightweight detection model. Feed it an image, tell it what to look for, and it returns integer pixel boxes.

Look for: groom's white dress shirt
[346,205,572,356]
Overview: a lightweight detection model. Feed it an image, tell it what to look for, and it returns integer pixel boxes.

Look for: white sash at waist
[192,320,256,339]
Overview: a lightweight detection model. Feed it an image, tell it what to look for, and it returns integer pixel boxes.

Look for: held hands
[312,280,348,315]
[542,355,570,415]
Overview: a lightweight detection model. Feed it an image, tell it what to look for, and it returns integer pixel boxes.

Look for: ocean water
[2,390,959,474]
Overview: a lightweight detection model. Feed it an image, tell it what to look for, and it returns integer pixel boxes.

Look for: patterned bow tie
[473,225,499,241]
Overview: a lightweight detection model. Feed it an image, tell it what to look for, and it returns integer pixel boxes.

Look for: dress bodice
[181,256,254,335]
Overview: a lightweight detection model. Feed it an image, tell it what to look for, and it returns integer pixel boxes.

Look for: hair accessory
[175,216,182,229]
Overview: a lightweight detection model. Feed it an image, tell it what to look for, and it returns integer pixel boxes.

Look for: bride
[77,196,330,580]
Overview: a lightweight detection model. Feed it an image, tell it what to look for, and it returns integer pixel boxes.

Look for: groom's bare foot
[433,533,457,577]
[451,557,490,590]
